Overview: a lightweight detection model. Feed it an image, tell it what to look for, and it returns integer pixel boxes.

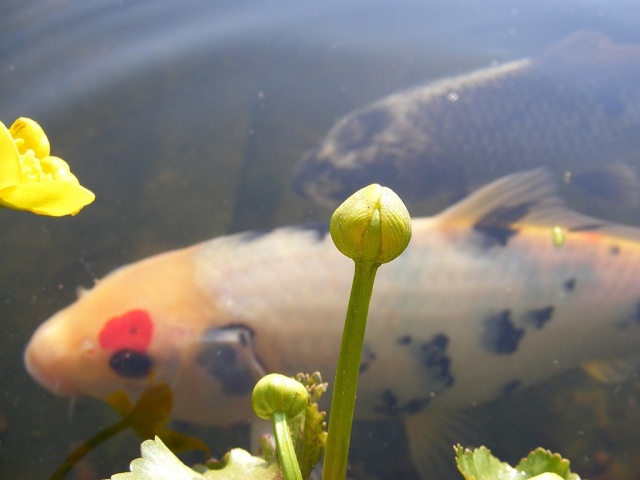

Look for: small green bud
[330,184,411,264]
[252,374,309,420]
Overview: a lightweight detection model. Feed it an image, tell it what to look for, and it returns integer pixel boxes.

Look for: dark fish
[292,33,640,207]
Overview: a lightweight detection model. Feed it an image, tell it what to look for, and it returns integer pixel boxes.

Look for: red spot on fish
[99,310,153,352]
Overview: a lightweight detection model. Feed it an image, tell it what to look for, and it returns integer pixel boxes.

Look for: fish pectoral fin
[581,354,640,385]
[196,325,266,395]
[404,409,479,479]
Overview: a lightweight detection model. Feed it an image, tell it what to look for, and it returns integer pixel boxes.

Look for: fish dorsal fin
[434,168,640,244]
[436,168,559,227]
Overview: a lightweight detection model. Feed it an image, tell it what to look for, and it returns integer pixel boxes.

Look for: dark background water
[1,0,640,478]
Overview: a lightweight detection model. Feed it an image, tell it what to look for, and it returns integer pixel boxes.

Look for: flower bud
[330,184,411,264]
[252,374,309,420]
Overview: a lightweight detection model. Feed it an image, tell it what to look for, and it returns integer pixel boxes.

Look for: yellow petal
[0,121,21,190]
[41,156,80,183]
[0,180,95,216]
[9,117,50,158]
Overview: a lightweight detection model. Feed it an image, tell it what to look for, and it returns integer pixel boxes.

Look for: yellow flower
[0,117,95,216]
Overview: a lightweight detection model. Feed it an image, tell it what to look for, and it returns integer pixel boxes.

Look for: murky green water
[2,1,640,478]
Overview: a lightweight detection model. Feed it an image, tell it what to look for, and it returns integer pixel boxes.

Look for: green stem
[322,260,379,480]
[49,419,129,480]
[273,411,303,480]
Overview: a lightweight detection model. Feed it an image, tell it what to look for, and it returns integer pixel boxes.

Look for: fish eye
[109,349,152,378]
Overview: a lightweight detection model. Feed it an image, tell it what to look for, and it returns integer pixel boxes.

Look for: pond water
[1,0,640,478]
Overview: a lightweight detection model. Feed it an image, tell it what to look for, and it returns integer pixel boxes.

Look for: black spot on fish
[374,389,430,416]
[109,349,152,378]
[501,379,522,397]
[196,325,265,395]
[397,335,412,345]
[564,278,577,292]
[523,306,554,329]
[473,202,533,248]
[375,390,401,416]
[610,245,621,255]
[420,334,454,387]
[403,397,430,415]
[336,107,394,149]
[482,310,525,354]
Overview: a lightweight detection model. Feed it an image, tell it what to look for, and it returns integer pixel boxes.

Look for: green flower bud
[252,373,309,420]
[330,184,411,264]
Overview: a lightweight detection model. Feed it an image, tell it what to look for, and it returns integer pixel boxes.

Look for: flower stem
[322,260,379,480]
[273,411,303,480]
[49,419,128,480]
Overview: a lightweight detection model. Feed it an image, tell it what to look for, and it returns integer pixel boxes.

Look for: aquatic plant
[323,183,411,479]
[105,373,328,480]
[252,373,309,480]
[455,445,581,480]
[110,436,279,480]
[0,117,94,216]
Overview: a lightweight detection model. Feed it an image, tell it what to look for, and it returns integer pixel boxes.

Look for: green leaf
[110,436,206,480]
[202,448,281,480]
[109,437,282,480]
[515,448,581,480]
[454,445,582,480]
[454,445,518,480]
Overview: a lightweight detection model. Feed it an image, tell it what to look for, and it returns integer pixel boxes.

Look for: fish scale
[24,169,640,478]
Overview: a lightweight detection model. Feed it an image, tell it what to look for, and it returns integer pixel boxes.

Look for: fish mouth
[23,318,84,397]
[24,346,77,396]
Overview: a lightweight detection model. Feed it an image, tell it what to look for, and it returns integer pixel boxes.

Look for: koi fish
[24,170,640,478]
[291,32,640,208]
